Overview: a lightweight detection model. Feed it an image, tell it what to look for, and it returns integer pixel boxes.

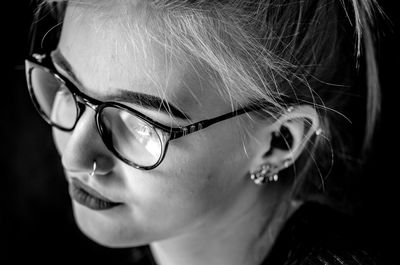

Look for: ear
[250,105,320,174]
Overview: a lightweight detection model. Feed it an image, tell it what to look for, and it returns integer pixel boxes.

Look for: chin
[71,201,150,248]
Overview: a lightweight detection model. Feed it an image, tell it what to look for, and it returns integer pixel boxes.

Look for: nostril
[61,154,115,177]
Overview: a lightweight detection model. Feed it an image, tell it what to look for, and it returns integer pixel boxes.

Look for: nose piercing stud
[89,161,97,177]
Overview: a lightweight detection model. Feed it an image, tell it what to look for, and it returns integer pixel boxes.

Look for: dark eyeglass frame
[25,52,267,170]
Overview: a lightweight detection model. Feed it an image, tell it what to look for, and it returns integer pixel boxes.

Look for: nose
[54,107,115,176]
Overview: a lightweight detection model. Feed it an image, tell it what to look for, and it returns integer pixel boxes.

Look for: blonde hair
[36,0,381,207]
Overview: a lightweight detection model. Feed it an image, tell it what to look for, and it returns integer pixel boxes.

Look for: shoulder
[263,202,392,265]
[296,247,387,265]
[293,234,389,265]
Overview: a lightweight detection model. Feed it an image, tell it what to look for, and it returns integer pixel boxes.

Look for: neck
[150,189,298,265]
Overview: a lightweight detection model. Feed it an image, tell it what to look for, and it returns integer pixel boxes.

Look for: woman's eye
[135,123,153,137]
[119,112,155,138]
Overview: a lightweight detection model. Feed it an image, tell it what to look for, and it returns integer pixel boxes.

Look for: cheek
[120,167,225,243]
[52,128,70,156]
[124,125,250,232]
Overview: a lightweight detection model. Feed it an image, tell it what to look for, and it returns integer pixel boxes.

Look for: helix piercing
[286,106,322,137]
[89,161,97,177]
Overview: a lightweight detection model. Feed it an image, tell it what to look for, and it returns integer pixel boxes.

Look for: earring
[88,160,97,177]
[283,158,292,168]
[250,164,279,185]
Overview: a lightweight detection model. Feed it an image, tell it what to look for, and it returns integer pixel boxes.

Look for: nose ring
[89,161,97,177]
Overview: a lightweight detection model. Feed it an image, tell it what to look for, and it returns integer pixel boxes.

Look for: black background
[1,1,399,264]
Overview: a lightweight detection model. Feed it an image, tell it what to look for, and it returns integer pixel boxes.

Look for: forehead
[58,3,228,119]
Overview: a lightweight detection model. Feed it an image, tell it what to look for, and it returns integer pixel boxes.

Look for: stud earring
[283,159,291,168]
[250,164,279,185]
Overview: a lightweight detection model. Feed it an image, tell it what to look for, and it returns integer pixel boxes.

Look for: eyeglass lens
[99,107,163,167]
[29,66,164,168]
[30,67,78,129]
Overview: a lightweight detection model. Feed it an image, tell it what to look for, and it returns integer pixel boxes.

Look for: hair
[35,0,382,210]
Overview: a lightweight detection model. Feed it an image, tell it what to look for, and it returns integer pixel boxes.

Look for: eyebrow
[50,49,191,121]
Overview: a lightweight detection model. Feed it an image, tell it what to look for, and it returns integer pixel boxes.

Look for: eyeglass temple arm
[169,104,265,140]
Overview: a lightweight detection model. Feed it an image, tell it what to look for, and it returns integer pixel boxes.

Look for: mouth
[69,178,123,211]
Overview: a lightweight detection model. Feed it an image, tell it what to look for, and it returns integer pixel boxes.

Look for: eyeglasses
[25,53,265,170]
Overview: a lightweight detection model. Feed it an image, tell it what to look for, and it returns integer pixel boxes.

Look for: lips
[69,178,122,210]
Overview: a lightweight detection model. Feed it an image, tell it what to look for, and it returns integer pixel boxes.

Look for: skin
[51,3,318,265]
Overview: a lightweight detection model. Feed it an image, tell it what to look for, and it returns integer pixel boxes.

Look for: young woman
[25,0,388,264]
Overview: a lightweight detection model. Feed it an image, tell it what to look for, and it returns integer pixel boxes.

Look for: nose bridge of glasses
[76,95,98,111]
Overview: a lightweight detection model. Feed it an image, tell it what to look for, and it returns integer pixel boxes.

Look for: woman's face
[53,5,262,247]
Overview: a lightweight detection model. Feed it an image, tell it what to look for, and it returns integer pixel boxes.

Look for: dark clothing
[261,202,389,264]
[129,203,391,265]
